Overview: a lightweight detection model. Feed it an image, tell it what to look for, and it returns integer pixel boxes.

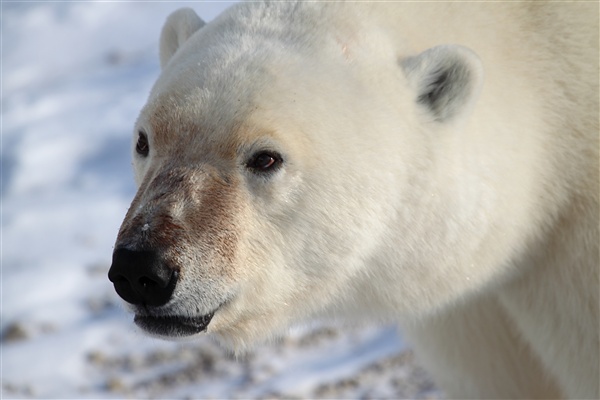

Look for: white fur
[158,8,205,69]
[126,2,599,398]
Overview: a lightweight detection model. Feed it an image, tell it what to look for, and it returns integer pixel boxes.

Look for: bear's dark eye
[136,131,149,157]
[246,151,283,173]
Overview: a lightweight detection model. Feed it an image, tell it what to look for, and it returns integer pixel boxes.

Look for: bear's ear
[401,45,483,123]
[159,8,206,69]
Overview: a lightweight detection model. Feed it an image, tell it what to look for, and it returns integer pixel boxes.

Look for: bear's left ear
[159,8,206,69]
[401,45,483,123]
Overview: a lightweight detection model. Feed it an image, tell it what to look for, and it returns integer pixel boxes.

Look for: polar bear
[108,2,599,398]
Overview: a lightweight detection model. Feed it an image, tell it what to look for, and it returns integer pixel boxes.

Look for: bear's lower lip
[134,313,215,337]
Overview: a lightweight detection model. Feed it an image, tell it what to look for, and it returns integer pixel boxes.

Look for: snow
[1,3,439,399]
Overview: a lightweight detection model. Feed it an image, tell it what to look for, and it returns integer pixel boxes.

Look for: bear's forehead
[140,46,311,161]
[141,84,284,165]
[138,13,349,163]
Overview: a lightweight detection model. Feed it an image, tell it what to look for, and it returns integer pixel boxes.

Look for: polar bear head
[109,4,483,351]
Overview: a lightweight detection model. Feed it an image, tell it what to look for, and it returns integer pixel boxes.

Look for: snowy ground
[1,3,440,398]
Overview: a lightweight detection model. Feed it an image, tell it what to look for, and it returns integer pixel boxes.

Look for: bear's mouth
[134,313,215,337]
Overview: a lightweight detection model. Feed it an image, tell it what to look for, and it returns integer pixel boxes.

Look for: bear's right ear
[159,8,206,69]
[401,45,483,123]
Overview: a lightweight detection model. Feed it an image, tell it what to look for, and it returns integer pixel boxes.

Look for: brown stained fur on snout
[115,164,244,282]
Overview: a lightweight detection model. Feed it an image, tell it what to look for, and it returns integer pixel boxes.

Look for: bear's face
[109,6,483,350]
[114,54,402,348]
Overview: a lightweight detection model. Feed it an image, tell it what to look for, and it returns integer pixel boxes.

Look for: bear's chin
[134,313,214,338]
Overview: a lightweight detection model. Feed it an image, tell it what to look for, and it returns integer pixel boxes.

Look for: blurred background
[1,3,439,398]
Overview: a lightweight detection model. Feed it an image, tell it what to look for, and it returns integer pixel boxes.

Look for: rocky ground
[3,314,441,399]
[85,325,441,399]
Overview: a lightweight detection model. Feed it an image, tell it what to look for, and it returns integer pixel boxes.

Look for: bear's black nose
[108,248,177,307]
